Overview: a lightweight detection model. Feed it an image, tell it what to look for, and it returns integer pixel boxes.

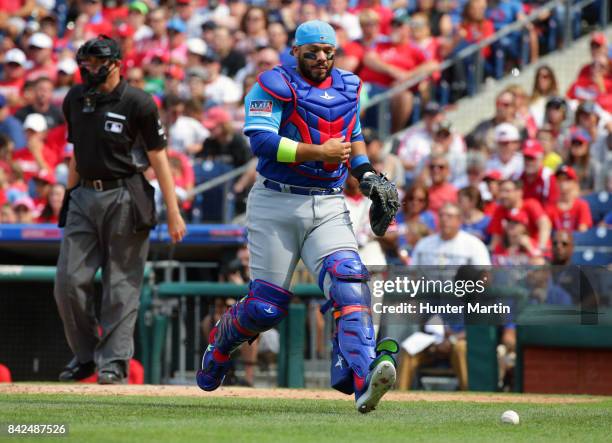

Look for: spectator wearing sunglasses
[466,90,523,152]
[426,153,458,214]
[486,123,524,180]
[399,182,437,232]
[565,127,603,194]
[529,65,559,128]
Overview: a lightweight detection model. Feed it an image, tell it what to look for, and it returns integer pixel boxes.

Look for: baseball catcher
[197,20,399,413]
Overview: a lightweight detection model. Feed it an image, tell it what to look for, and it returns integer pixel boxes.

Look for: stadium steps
[384,27,612,149]
[445,28,612,134]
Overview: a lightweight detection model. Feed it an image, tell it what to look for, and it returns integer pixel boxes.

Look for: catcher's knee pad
[320,250,376,382]
[214,279,291,355]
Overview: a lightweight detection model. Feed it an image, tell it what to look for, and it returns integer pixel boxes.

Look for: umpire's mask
[76,35,122,94]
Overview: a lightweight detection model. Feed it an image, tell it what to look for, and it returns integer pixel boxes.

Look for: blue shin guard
[320,250,376,394]
[215,279,291,354]
[197,279,291,391]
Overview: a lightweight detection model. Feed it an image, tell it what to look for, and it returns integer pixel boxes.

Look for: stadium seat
[573,226,612,248]
[583,192,612,224]
[571,249,612,266]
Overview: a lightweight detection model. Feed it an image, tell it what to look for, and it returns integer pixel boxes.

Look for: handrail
[186,158,253,199]
[362,0,589,111]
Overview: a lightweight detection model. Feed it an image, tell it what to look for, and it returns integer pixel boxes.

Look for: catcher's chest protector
[265,65,361,179]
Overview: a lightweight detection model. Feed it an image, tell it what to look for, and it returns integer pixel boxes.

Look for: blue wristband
[350,154,369,170]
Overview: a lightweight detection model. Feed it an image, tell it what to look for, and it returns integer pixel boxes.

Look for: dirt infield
[0,383,602,404]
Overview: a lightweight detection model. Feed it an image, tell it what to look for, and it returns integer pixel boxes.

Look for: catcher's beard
[297,56,334,83]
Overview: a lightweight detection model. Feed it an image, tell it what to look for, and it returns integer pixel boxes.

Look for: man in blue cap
[197,20,400,413]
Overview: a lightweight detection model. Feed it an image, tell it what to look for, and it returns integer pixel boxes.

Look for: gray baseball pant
[247,175,359,295]
[54,185,149,374]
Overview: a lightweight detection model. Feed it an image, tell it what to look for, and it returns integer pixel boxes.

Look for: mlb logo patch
[104,120,124,134]
[249,100,273,117]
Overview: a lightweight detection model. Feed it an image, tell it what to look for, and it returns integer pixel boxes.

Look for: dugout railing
[2,265,611,391]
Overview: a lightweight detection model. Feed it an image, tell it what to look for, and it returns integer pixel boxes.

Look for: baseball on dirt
[501,410,520,425]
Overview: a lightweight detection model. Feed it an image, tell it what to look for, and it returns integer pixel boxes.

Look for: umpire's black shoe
[59,358,96,382]
[98,363,126,385]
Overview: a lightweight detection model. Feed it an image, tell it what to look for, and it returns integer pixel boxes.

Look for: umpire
[54,35,186,384]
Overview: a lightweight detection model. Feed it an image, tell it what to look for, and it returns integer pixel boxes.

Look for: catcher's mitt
[359,173,399,236]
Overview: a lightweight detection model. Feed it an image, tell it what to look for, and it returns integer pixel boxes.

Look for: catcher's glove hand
[359,172,399,236]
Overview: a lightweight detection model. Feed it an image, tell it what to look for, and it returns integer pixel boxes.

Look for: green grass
[1,393,611,443]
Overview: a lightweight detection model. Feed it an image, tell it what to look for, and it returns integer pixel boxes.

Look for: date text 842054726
[1,423,68,436]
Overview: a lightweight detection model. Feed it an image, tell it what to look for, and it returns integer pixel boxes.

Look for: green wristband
[277,137,298,162]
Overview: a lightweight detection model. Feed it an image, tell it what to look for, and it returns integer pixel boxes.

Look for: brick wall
[523,347,612,395]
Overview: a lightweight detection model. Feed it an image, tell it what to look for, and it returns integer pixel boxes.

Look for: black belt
[262,179,342,196]
[81,178,126,191]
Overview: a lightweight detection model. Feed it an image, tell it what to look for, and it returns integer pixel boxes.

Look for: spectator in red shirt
[80,0,114,39]
[25,32,57,82]
[488,179,552,254]
[574,32,610,84]
[338,9,386,74]
[427,152,458,213]
[360,14,438,132]
[410,13,444,63]
[458,0,494,59]
[521,139,559,206]
[0,0,34,19]
[483,170,503,216]
[116,24,140,74]
[11,113,54,181]
[545,165,593,232]
[410,12,447,87]
[351,0,393,36]
[136,7,169,57]
[567,53,612,107]
[491,210,540,265]
[36,182,65,224]
[0,48,27,109]
[31,169,56,215]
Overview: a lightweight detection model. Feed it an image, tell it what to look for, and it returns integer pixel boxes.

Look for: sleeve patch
[248,100,273,117]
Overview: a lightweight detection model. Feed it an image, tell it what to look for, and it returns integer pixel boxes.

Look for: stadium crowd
[0,0,609,390]
[0,0,609,261]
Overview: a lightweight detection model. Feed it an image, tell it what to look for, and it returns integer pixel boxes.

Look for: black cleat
[97,362,126,385]
[59,358,96,382]
[97,371,126,385]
